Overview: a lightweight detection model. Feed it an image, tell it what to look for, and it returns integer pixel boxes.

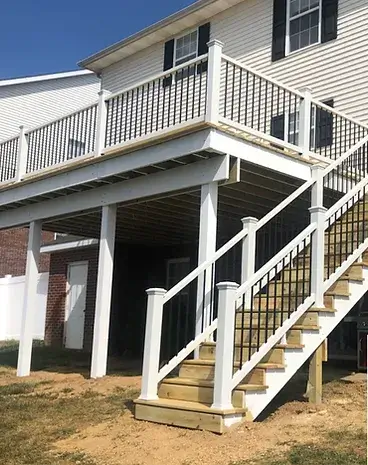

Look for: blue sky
[1,0,196,79]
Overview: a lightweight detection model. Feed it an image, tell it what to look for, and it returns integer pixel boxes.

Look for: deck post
[17,221,42,377]
[15,125,28,182]
[305,342,323,404]
[206,40,224,124]
[212,282,238,410]
[90,204,117,379]
[241,217,258,307]
[195,182,218,348]
[95,89,109,157]
[139,288,167,400]
[310,164,326,308]
[299,87,312,158]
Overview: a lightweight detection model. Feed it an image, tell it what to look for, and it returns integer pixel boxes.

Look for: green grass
[0,341,140,465]
[0,382,139,465]
[232,428,367,465]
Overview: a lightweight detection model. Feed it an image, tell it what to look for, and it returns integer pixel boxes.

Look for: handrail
[322,135,368,177]
[105,53,209,102]
[221,54,304,99]
[236,223,316,298]
[326,176,368,221]
[0,134,20,146]
[164,178,315,305]
[24,101,98,135]
[163,227,249,303]
[310,98,368,132]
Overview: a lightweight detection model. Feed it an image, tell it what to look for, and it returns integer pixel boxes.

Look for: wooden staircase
[135,199,368,433]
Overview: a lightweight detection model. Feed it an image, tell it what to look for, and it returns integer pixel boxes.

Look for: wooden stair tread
[182,359,285,370]
[238,307,336,313]
[236,323,320,331]
[200,341,304,350]
[135,397,247,415]
[161,377,267,391]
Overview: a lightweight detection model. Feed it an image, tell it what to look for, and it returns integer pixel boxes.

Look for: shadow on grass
[0,340,142,378]
[258,360,357,421]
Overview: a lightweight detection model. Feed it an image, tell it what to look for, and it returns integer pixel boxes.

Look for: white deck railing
[1,40,367,187]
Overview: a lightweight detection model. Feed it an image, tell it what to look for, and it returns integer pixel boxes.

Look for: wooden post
[17,221,42,377]
[139,288,166,401]
[212,281,238,410]
[90,204,117,379]
[195,182,218,343]
[205,40,223,124]
[305,343,324,404]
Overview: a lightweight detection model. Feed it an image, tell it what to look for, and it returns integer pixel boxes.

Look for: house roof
[79,0,244,73]
[0,70,95,88]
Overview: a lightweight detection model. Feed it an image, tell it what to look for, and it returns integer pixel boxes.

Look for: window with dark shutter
[197,22,210,73]
[322,0,338,43]
[272,0,287,62]
[316,99,334,148]
[271,114,285,141]
[163,39,175,88]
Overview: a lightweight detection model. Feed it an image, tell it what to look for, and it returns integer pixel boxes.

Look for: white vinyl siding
[100,0,368,125]
[0,74,100,141]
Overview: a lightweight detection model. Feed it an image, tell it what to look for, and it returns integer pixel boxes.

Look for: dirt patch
[55,373,367,465]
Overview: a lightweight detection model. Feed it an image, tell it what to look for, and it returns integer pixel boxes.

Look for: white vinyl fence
[0,273,49,341]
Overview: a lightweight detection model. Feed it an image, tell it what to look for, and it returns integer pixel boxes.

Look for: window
[174,30,198,66]
[68,139,86,158]
[287,0,321,54]
[271,99,333,149]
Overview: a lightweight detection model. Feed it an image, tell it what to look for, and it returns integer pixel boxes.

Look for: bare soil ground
[0,341,366,465]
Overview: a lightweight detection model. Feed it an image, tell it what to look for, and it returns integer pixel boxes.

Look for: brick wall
[0,227,54,277]
[44,247,99,350]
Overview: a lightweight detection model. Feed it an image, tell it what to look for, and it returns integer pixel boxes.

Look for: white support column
[196,182,218,341]
[15,125,28,182]
[90,204,117,379]
[139,288,166,401]
[212,281,238,410]
[241,217,258,307]
[94,89,109,157]
[310,164,326,308]
[205,40,224,124]
[299,87,313,159]
[0,275,12,341]
[17,221,42,377]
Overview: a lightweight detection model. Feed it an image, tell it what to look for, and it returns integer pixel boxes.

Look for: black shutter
[197,22,211,74]
[272,0,287,62]
[163,39,175,87]
[316,99,334,148]
[271,114,285,141]
[322,0,338,43]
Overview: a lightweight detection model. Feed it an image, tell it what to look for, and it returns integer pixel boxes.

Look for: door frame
[64,260,89,349]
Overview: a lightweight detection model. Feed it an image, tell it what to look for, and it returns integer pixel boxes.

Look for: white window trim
[284,107,316,149]
[285,0,322,56]
[174,29,199,67]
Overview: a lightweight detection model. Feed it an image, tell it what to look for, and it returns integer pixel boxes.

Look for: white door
[65,262,88,350]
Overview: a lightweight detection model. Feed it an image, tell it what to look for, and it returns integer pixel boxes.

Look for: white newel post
[139,288,166,401]
[17,221,42,377]
[310,164,326,308]
[195,182,218,346]
[90,204,117,379]
[0,275,12,341]
[94,89,109,157]
[241,217,258,307]
[299,87,312,159]
[15,125,28,182]
[212,281,239,410]
[205,40,224,124]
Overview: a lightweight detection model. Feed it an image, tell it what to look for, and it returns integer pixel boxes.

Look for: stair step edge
[134,398,247,415]
[161,377,268,391]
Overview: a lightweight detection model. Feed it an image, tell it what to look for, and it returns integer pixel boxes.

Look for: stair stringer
[244,267,368,420]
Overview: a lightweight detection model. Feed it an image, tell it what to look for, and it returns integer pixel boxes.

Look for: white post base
[90,204,117,379]
[17,222,42,377]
